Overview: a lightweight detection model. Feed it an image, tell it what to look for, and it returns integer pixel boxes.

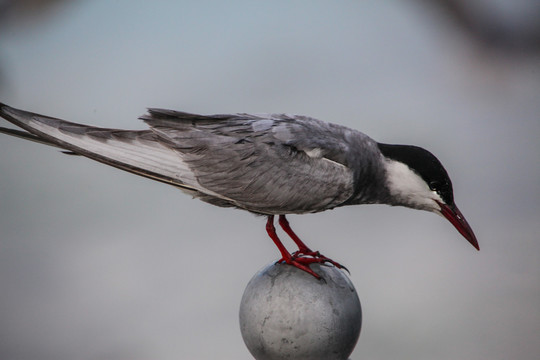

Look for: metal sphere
[239,261,362,360]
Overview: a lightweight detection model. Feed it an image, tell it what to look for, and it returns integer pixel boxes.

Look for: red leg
[266,215,291,261]
[278,215,349,273]
[265,215,322,279]
[278,215,312,253]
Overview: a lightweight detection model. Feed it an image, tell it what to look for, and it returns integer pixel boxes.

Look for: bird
[0,103,479,279]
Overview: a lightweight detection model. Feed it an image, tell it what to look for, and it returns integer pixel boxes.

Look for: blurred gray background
[0,1,539,359]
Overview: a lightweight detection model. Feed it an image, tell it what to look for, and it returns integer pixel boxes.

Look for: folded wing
[1,104,356,214]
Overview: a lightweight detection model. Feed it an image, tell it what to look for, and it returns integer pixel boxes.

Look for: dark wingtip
[0,102,16,120]
[0,102,23,120]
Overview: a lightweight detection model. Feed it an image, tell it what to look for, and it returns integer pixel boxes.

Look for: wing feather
[0,104,214,196]
[143,111,356,214]
[1,105,369,214]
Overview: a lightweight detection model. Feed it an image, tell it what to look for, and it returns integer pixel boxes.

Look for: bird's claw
[291,249,350,274]
[277,257,324,280]
[278,250,350,279]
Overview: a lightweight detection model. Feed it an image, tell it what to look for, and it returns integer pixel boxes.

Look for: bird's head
[378,143,479,250]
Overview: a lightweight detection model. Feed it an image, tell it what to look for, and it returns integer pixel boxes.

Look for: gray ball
[239,262,361,360]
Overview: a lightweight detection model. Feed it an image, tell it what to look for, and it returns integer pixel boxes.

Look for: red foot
[291,249,349,274]
[266,215,349,280]
[278,214,349,274]
[277,255,325,279]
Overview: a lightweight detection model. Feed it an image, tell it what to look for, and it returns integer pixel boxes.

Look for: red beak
[438,202,479,251]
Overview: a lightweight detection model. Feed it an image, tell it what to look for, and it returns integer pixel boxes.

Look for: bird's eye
[429,181,440,191]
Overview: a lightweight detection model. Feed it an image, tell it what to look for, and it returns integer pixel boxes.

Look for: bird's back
[142,110,368,214]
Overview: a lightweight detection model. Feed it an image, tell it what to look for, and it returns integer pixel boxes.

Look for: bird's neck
[342,153,391,206]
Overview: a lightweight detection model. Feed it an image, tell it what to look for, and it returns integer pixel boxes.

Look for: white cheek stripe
[384,159,442,210]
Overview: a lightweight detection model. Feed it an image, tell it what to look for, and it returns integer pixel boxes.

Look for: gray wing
[142,109,357,214]
[1,103,361,214]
